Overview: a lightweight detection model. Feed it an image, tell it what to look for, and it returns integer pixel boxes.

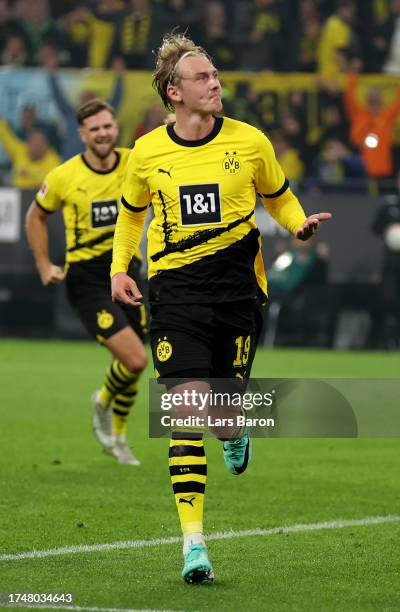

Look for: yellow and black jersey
[112,116,307,304]
[35,148,140,264]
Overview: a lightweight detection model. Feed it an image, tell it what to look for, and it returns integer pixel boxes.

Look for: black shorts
[150,300,262,380]
[66,254,147,343]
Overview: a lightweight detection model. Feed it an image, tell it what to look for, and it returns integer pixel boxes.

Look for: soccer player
[111,33,331,581]
[25,99,148,466]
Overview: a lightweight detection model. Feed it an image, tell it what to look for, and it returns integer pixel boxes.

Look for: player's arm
[111,144,150,306]
[111,202,148,306]
[383,84,400,122]
[262,183,331,241]
[256,133,331,241]
[343,73,363,120]
[25,201,65,285]
[48,72,74,119]
[0,118,24,161]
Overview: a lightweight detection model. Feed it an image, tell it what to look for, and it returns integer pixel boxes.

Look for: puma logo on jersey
[158,167,172,178]
[179,496,195,506]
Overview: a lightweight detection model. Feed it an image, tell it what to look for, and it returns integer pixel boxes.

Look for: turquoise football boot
[182,543,214,584]
[223,431,252,475]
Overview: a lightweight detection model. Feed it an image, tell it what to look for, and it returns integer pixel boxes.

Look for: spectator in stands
[235,0,283,71]
[271,131,304,189]
[200,1,237,70]
[1,33,28,66]
[372,169,400,348]
[266,235,330,347]
[36,40,63,69]
[0,0,24,57]
[247,89,279,132]
[0,118,61,188]
[40,53,124,159]
[18,0,58,58]
[358,0,392,72]
[280,112,307,157]
[109,0,152,69]
[314,138,364,184]
[287,90,308,134]
[134,104,166,139]
[15,104,60,153]
[267,236,329,307]
[315,0,337,21]
[295,0,322,72]
[317,0,358,77]
[150,0,203,53]
[58,4,92,67]
[229,81,262,128]
[384,0,400,74]
[60,1,125,69]
[318,97,349,146]
[344,65,400,190]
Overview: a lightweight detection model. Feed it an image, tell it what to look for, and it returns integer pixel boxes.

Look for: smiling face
[167,54,223,116]
[79,110,119,160]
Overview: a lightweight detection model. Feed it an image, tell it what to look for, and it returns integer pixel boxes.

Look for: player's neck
[83,149,117,172]
[173,113,215,141]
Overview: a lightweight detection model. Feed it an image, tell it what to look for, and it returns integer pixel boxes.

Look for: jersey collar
[166,116,223,147]
[81,150,121,174]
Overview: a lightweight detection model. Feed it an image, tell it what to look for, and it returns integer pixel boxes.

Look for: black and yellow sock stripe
[169,435,206,535]
[112,378,139,436]
[105,360,136,395]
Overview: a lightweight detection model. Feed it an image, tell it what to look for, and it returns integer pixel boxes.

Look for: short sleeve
[254,131,288,199]
[35,167,62,214]
[121,143,151,211]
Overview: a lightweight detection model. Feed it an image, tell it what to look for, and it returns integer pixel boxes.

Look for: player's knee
[125,348,148,373]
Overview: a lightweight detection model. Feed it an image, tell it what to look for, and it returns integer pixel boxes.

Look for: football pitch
[0,339,399,612]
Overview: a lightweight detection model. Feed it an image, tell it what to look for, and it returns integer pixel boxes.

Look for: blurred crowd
[4,66,399,195]
[1,0,399,347]
[0,0,400,194]
[0,0,399,74]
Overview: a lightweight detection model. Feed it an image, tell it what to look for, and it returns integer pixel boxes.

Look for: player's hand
[296,212,332,241]
[111,272,143,306]
[38,263,65,286]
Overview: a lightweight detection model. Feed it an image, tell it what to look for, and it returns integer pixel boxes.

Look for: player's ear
[78,126,86,144]
[167,83,182,105]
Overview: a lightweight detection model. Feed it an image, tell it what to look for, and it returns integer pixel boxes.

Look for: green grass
[0,340,399,612]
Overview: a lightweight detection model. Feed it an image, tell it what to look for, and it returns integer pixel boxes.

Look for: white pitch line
[1,514,399,562]
[0,608,183,612]
[0,607,184,612]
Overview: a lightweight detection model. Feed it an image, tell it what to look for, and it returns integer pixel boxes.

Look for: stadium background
[1,0,400,348]
[0,2,400,611]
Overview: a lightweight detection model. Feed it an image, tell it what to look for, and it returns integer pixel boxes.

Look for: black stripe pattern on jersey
[67,230,114,252]
[121,195,149,212]
[153,191,254,262]
[257,178,289,199]
[149,228,260,304]
[35,199,54,214]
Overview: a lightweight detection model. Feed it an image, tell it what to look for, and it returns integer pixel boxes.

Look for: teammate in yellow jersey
[25,99,148,466]
[111,33,331,582]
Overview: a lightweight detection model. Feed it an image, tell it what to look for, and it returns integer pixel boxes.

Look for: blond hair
[152,32,211,111]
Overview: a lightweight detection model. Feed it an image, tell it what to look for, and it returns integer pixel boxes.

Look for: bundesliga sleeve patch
[179,183,221,226]
[38,181,48,199]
